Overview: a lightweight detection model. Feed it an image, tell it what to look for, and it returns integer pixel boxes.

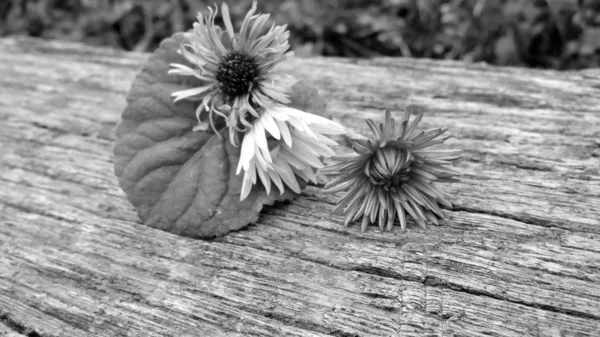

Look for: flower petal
[266,168,285,195]
[240,164,255,201]
[237,129,256,174]
[256,164,271,195]
[261,111,281,140]
[220,2,235,40]
[275,119,292,147]
[171,85,214,102]
[273,159,301,193]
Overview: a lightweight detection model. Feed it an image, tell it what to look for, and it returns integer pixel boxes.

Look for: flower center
[367,147,412,191]
[216,52,258,97]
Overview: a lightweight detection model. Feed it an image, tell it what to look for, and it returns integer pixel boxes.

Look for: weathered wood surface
[1,36,599,337]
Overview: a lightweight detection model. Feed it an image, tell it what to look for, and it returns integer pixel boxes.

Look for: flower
[167,2,346,201]
[320,107,461,232]
[236,106,346,201]
[168,1,293,146]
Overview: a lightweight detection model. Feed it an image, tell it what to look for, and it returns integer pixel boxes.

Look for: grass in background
[1,0,599,69]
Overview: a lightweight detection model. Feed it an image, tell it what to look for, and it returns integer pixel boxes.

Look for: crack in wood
[421,275,600,321]
[451,205,560,230]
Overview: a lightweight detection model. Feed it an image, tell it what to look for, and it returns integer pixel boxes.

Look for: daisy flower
[236,106,346,200]
[320,107,461,232]
[168,1,293,146]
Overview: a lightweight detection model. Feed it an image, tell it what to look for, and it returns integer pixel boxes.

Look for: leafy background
[1,0,599,69]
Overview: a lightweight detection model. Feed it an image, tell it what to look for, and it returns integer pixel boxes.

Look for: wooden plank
[0,36,599,337]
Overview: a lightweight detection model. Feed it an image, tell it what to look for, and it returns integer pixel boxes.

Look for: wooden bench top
[1,36,599,337]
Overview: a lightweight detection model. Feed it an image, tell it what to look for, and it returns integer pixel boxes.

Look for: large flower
[320,107,461,231]
[236,106,346,201]
[168,1,293,146]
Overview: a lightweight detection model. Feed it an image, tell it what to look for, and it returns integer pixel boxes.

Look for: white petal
[286,137,320,160]
[171,84,214,102]
[254,144,270,171]
[266,168,285,195]
[297,119,319,140]
[253,122,271,163]
[281,144,323,169]
[279,149,312,170]
[286,115,308,132]
[273,159,301,193]
[237,1,257,48]
[308,122,346,135]
[260,111,281,140]
[270,110,290,122]
[256,165,271,195]
[291,130,335,157]
[247,160,257,184]
[292,110,345,135]
[307,120,346,135]
[275,119,292,147]
[220,2,235,39]
[240,170,253,201]
[258,83,291,104]
[237,129,256,174]
[315,133,339,147]
[294,166,317,183]
[168,63,199,76]
[269,105,300,116]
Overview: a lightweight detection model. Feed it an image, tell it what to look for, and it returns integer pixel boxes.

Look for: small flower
[320,107,461,232]
[236,106,346,201]
[168,1,293,146]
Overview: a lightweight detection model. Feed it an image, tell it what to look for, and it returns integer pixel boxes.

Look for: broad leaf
[114,33,324,238]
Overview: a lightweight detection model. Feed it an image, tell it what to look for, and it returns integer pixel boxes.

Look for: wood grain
[1,36,599,337]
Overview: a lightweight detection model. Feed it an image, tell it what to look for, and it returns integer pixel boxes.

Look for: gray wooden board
[0,36,599,337]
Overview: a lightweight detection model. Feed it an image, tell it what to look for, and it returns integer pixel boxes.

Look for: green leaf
[113,33,324,238]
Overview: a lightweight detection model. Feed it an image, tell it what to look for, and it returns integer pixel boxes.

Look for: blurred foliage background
[1,0,599,69]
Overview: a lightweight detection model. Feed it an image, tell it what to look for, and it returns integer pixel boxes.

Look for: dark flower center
[367,147,412,191]
[216,52,258,97]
